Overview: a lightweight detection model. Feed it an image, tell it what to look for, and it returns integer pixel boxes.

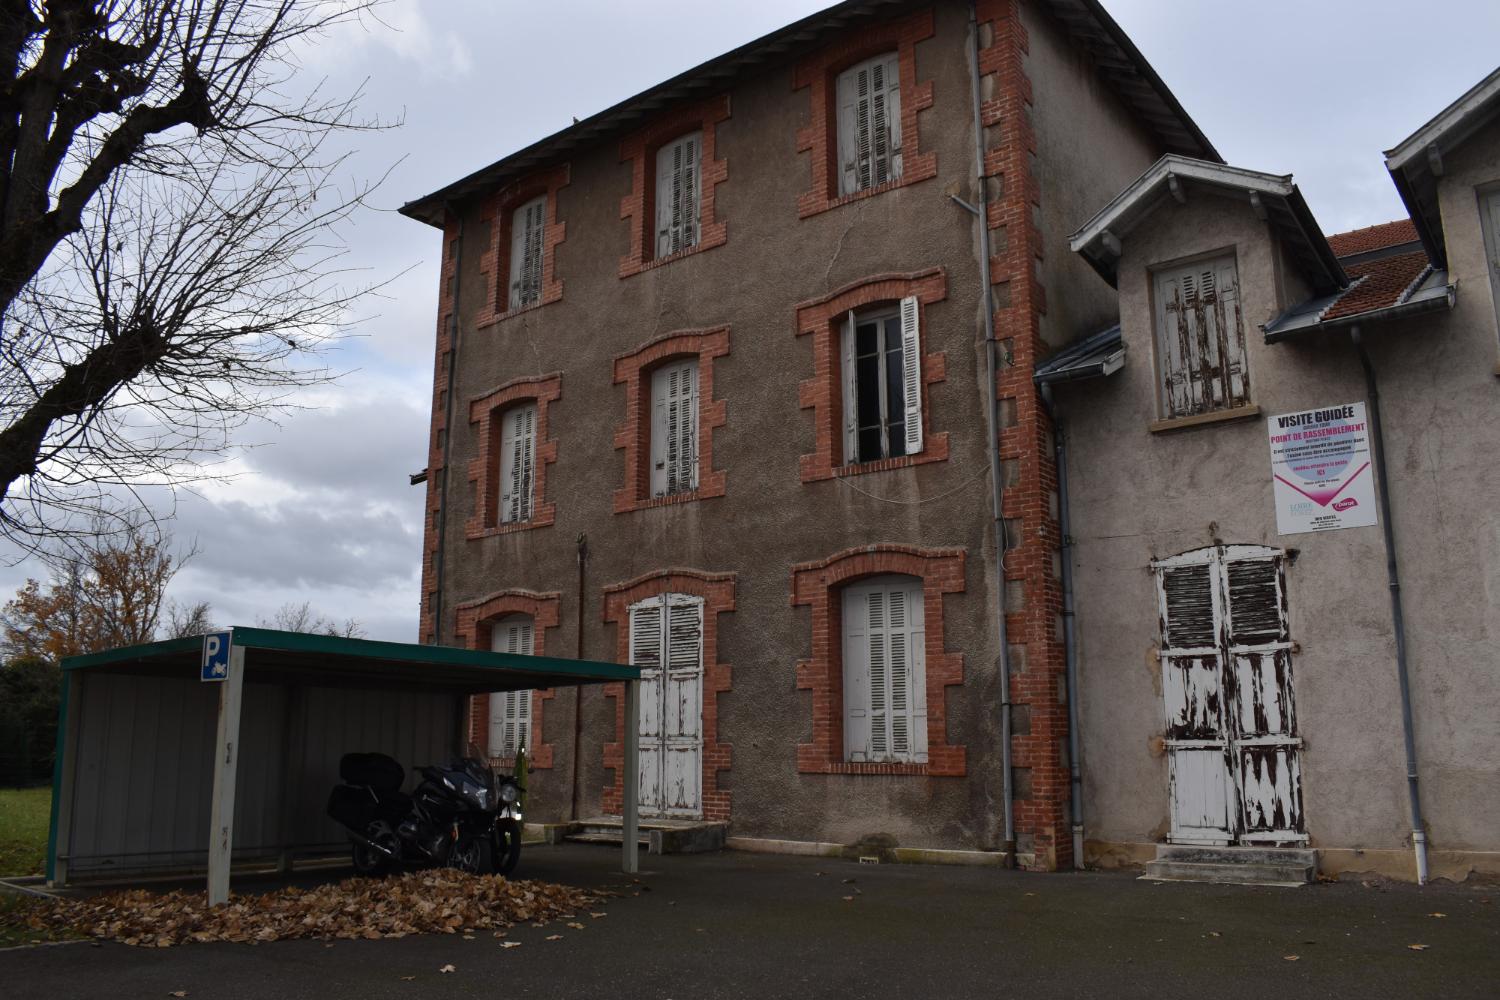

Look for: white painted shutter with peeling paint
[488,616,534,759]
[840,311,860,464]
[899,295,923,455]
[843,577,926,764]
[498,402,536,524]
[655,132,701,258]
[1483,189,1500,329]
[508,196,546,309]
[836,53,902,196]
[650,360,699,498]
[1153,255,1249,419]
[628,594,703,818]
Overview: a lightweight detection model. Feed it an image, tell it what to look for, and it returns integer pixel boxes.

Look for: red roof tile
[1321,250,1429,321]
[1326,219,1419,258]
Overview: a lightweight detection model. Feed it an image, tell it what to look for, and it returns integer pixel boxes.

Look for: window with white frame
[1152,253,1250,420]
[841,296,923,465]
[655,132,701,258]
[650,359,699,498]
[488,614,534,759]
[836,53,902,197]
[499,402,537,524]
[842,575,927,764]
[508,195,546,310]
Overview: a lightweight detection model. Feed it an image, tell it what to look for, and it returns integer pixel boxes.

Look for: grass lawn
[0,786,50,877]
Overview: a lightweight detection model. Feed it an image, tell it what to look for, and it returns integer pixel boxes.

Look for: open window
[841,296,922,464]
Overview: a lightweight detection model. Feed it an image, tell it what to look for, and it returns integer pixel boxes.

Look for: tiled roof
[1321,250,1430,321]
[1326,219,1419,258]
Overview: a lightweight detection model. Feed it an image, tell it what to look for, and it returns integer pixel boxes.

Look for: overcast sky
[5,0,1497,642]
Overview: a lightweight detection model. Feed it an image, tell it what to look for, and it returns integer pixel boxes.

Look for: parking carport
[45,627,643,902]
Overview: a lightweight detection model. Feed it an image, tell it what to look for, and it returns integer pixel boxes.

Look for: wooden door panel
[1238,746,1304,839]
[1169,748,1235,844]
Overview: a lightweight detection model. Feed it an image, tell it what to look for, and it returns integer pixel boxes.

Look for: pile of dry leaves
[12,870,599,947]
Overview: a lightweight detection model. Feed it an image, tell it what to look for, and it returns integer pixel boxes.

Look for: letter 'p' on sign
[202,631,232,682]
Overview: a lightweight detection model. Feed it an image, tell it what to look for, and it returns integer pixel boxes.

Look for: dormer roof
[1068,155,1347,295]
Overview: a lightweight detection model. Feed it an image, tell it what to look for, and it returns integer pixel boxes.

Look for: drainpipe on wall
[571,533,589,820]
[1040,384,1085,870]
[965,0,1015,855]
[1350,325,1429,884]
[429,204,465,646]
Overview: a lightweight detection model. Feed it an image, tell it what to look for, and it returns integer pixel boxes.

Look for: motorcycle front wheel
[449,832,494,875]
[494,819,522,876]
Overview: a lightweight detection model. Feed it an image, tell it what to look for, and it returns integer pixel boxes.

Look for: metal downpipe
[968,0,1014,852]
[1351,326,1429,884]
[1041,384,1085,869]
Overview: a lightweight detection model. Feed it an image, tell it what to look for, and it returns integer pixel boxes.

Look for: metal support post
[622,679,640,875]
[207,642,246,905]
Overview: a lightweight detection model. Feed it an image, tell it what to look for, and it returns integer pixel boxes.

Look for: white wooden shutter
[655,132,701,258]
[840,311,859,463]
[843,578,926,764]
[898,295,922,455]
[662,595,704,815]
[488,616,535,758]
[509,196,546,309]
[629,598,665,814]
[836,54,902,197]
[650,360,699,497]
[498,402,536,524]
[1153,255,1248,419]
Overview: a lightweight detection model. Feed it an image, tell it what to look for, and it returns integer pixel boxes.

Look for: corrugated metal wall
[63,672,458,877]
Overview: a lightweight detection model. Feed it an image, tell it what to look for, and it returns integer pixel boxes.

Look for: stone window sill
[1149,404,1262,435]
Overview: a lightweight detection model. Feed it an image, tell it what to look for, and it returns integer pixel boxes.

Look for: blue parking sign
[202,631,232,682]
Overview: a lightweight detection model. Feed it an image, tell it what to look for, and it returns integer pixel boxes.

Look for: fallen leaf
[566,922,584,930]
[545,934,563,941]
[462,934,476,940]
[1208,931,1222,938]
[500,941,522,949]
[1428,913,1447,918]
[399,976,415,981]
[439,964,456,973]
[1283,955,1300,962]
[169,993,188,998]
[842,878,856,885]
[589,912,606,919]
[1408,944,1429,952]
[842,896,855,902]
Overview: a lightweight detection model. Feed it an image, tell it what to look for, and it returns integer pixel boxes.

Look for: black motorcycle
[327,751,523,876]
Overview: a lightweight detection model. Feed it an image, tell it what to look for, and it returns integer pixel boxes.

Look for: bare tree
[164,598,214,637]
[258,600,363,638]
[0,1,389,554]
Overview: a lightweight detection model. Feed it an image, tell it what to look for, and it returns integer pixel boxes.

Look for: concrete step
[561,817,728,856]
[1141,859,1313,887]
[1154,843,1316,867]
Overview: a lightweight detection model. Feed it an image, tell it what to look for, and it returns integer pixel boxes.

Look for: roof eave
[1264,280,1456,344]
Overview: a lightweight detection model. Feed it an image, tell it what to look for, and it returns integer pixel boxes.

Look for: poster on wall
[1268,402,1378,535]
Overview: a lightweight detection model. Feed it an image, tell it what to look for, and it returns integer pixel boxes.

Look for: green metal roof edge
[61,634,202,671]
[64,627,640,682]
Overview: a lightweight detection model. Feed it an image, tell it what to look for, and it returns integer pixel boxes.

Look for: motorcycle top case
[339,752,405,792]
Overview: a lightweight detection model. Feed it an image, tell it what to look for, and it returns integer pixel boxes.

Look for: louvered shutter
[499,403,536,524]
[843,578,927,764]
[836,54,902,197]
[488,616,535,758]
[840,311,860,463]
[629,598,665,814]
[1487,190,1500,275]
[509,196,545,309]
[655,132,701,258]
[650,360,699,497]
[898,296,923,455]
[1153,255,1248,419]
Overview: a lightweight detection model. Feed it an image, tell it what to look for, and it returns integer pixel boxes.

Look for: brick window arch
[618,95,731,278]
[612,328,729,513]
[467,373,561,538]
[795,269,949,481]
[455,590,562,769]
[600,569,735,821]
[791,544,966,776]
[476,163,569,327]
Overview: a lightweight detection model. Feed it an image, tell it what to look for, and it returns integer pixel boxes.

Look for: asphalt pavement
[3,844,1497,999]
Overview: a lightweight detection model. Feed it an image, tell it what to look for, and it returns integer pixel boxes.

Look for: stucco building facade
[402,0,1499,879]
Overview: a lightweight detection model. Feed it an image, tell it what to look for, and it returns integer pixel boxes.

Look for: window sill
[822,434,951,482]
[614,477,726,515]
[619,227,727,279]
[803,761,933,776]
[1149,404,1262,435]
[477,296,559,330]
[798,163,938,220]
[466,509,556,541]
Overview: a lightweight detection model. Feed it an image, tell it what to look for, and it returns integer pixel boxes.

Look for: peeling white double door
[1156,546,1306,846]
[628,593,704,819]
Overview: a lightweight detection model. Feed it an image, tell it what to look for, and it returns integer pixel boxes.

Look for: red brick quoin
[466,373,561,539]
[795,269,950,482]
[618,95,731,278]
[612,327,729,513]
[418,212,462,644]
[455,590,562,770]
[475,163,570,327]
[793,8,938,219]
[599,570,735,822]
[792,545,966,776]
